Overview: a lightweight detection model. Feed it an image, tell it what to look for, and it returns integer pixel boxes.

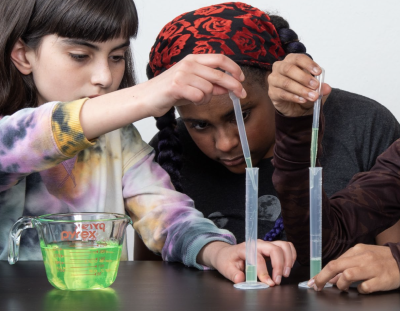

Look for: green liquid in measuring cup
[41,241,122,291]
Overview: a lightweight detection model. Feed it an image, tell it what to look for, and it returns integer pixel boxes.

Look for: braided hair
[263,13,310,242]
[147,3,311,240]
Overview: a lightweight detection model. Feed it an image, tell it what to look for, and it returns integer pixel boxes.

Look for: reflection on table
[1,261,399,311]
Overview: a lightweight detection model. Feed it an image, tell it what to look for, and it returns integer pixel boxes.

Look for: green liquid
[245,157,252,168]
[310,128,318,167]
[310,257,321,278]
[41,241,122,291]
[246,265,257,282]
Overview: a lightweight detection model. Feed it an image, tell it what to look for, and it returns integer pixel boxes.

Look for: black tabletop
[1,261,399,311]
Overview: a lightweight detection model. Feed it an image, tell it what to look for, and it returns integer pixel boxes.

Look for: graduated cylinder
[309,167,323,278]
[245,167,259,282]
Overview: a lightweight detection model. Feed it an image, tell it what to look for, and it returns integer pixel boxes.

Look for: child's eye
[242,110,251,120]
[69,53,88,62]
[231,109,251,123]
[190,121,209,130]
[110,55,125,62]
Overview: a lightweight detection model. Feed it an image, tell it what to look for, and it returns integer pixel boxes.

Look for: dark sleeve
[386,243,400,273]
[272,110,400,265]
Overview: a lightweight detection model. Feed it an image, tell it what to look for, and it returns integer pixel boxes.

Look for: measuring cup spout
[8,216,35,265]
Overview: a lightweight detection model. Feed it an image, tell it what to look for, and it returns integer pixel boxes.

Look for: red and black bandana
[148,2,285,77]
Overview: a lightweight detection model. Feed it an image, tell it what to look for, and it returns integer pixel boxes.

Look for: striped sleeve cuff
[51,98,95,157]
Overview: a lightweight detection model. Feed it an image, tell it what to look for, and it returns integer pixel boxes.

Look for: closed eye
[69,53,89,62]
[110,55,125,62]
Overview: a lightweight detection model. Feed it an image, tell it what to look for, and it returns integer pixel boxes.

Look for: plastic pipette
[310,68,325,167]
[225,71,252,169]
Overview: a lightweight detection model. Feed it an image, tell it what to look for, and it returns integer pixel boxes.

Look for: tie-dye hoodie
[0,99,235,268]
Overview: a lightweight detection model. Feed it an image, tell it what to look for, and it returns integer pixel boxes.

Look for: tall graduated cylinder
[245,167,259,283]
[309,167,323,278]
[8,212,132,290]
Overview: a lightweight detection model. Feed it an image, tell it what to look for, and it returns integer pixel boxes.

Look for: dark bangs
[23,0,138,45]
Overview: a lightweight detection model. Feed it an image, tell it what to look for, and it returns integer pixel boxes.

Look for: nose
[91,60,113,89]
[215,127,240,154]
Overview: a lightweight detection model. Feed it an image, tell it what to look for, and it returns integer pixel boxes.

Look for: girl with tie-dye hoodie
[0,0,296,286]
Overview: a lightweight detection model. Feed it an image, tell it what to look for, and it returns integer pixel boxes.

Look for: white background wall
[131,0,400,143]
[127,0,400,259]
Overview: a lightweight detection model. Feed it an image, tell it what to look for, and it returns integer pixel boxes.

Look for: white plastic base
[234,282,270,290]
[298,281,333,288]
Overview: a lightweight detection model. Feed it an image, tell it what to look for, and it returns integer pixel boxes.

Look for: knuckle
[359,282,372,294]
[191,91,204,104]
[177,61,191,73]
[213,69,225,81]
[364,251,375,261]
[325,260,338,273]
[282,63,295,75]
[205,83,214,94]
[353,243,365,252]
[184,54,195,62]
[272,61,280,71]
[216,54,226,63]
[278,90,288,101]
[282,78,292,90]
[342,270,354,281]
[285,53,295,61]
[293,53,303,63]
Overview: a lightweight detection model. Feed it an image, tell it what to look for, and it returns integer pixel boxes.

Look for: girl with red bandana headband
[147,1,400,288]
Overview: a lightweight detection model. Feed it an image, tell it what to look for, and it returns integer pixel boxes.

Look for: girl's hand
[309,244,400,294]
[267,54,331,117]
[141,54,246,117]
[197,240,296,286]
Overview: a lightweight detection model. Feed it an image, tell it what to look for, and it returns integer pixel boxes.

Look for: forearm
[196,241,231,269]
[123,152,236,269]
[80,84,152,140]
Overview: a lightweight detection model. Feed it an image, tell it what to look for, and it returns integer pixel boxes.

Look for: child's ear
[10,39,33,75]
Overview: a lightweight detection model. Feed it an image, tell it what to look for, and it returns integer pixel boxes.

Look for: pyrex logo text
[61,223,106,241]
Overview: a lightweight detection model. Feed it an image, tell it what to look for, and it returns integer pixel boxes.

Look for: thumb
[322,83,331,96]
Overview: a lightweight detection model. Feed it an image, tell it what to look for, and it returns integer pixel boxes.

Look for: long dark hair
[0,0,138,116]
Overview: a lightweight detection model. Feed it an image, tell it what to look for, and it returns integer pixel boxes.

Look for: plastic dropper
[225,71,253,169]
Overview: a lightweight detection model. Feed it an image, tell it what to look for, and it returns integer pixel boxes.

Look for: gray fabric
[320,89,400,196]
[149,88,400,243]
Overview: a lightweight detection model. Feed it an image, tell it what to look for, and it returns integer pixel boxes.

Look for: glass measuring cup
[8,212,132,291]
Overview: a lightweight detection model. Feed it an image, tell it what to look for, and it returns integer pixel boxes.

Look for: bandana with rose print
[148,2,285,76]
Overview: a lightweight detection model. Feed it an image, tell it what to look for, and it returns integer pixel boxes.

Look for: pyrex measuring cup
[8,212,132,291]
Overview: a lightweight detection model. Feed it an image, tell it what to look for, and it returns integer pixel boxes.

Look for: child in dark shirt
[147,2,400,247]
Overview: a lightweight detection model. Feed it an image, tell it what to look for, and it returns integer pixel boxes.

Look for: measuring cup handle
[8,216,34,265]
